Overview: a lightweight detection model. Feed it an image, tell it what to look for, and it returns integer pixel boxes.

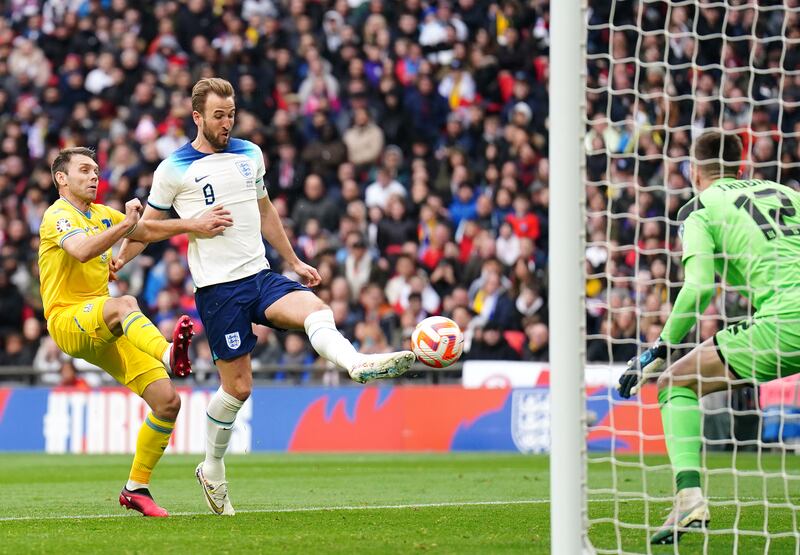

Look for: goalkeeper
[618,130,800,544]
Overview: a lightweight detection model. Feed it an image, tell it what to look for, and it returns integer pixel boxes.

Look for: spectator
[301,117,348,185]
[0,269,24,334]
[365,167,406,209]
[343,232,373,299]
[449,184,478,228]
[399,274,441,316]
[276,332,315,382]
[0,332,34,366]
[385,254,419,307]
[8,36,50,87]
[267,142,306,207]
[496,221,521,267]
[33,336,63,377]
[376,195,417,257]
[403,74,449,144]
[506,194,540,242]
[343,107,385,168]
[354,321,392,355]
[291,174,341,233]
[58,359,90,390]
[419,222,451,272]
[251,326,284,370]
[470,270,519,330]
[438,59,476,110]
[522,322,549,362]
[467,322,520,361]
[297,218,330,262]
[430,258,458,298]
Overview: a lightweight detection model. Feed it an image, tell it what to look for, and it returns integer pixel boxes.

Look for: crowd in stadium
[0,0,795,384]
[584,0,800,362]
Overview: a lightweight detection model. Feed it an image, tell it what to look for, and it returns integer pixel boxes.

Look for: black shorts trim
[713,332,744,380]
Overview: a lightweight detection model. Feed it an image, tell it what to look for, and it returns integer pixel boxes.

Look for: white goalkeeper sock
[304,309,359,371]
[204,387,243,482]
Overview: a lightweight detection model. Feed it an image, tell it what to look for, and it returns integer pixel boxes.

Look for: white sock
[125,479,148,491]
[304,309,359,371]
[161,344,171,371]
[204,387,243,482]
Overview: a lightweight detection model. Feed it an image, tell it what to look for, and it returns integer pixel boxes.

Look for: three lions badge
[225,332,241,350]
[235,160,253,179]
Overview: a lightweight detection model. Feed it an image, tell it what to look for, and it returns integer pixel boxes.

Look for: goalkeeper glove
[617,338,670,399]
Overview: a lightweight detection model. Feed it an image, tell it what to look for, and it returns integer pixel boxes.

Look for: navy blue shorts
[195,269,311,361]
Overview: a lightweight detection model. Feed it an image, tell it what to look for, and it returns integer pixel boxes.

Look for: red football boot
[170,315,194,377]
[119,488,169,517]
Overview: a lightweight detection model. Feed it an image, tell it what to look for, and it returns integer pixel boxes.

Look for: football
[411,316,464,368]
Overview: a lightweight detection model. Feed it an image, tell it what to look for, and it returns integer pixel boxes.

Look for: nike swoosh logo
[195,175,211,183]
[203,487,225,514]
[197,472,224,514]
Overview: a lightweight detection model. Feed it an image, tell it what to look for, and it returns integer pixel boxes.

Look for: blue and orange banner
[0,383,795,454]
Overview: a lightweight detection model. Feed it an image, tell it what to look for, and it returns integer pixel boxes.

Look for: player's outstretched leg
[120,378,181,517]
[303,308,415,383]
[105,297,195,376]
[348,351,417,383]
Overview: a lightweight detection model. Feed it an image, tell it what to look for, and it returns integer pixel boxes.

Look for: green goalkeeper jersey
[662,177,800,344]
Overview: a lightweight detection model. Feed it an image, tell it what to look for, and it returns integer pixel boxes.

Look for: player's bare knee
[230,380,252,402]
[121,295,140,312]
[656,371,672,392]
[657,361,699,393]
[154,390,181,421]
[112,295,140,321]
[231,385,251,402]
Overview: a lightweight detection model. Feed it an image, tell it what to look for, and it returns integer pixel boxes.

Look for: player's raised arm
[115,204,233,270]
[618,203,717,399]
[130,204,233,242]
[115,204,168,270]
[660,256,716,348]
[257,195,321,287]
[62,199,142,263]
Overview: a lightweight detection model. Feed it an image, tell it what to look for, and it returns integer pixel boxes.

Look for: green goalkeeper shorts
[714,316,800,383]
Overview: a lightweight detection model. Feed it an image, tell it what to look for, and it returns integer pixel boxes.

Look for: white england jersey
[148,139,269,287]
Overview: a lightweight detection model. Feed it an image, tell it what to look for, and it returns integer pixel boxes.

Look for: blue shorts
[195,269,311,361]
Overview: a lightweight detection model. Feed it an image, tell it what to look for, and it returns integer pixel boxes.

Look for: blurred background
[0,0,552,387]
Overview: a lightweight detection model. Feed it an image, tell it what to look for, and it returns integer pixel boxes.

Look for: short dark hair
[51,147,96,188]
[693,131,743,178]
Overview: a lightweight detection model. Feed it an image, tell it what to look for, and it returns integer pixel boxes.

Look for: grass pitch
[0,453,798,554]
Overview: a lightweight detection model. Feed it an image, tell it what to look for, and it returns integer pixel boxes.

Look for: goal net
[575,1,800,552]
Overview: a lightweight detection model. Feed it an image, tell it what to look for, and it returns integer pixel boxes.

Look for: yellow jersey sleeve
[40,205,87,248]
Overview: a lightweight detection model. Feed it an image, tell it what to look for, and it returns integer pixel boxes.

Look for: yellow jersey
[38,198,124,319]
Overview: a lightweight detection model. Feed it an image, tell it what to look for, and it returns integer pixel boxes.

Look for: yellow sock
[122,311,170,362]
[129,413,175,485]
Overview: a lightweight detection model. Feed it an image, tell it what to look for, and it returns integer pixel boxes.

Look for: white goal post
[549,0,588,554]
